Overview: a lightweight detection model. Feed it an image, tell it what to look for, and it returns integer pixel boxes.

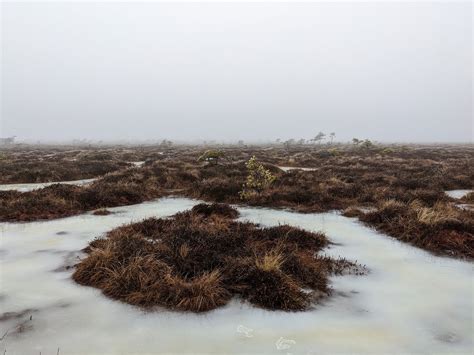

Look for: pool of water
[0,178,96,192]
[445,189,472,199]
[278,166,318,172]
[0,198,472,354]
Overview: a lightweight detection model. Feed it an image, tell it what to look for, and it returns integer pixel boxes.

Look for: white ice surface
[445,190,472,199]
[0,179,96,192]
[129,161,146,167]
[278,166,318,172]
[1,198,472,354]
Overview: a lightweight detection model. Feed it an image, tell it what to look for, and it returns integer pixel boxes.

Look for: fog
[1,1,472,143]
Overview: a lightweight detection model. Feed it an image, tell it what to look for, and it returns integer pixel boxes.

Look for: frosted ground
[0,198,472,354]
[0,179,96,193]
[445,189,472,199]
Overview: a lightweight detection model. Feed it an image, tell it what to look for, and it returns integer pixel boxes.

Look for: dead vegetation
[73,203,365,312]
[0,147,131,184]
[461,192,474,203]
[92,209,112,216]
[1,143,472,259]
[0,178,161,221]
[359,200,474,259]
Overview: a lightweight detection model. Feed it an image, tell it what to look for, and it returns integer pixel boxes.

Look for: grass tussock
[92,208,112,216]
[0,150,129,184]
[461,191,474,203]
[73,203,364,312]
[361,200,474,259]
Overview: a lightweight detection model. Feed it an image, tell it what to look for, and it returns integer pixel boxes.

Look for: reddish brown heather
[1,144,473,259]
[73,203,365,312]
[359,200,474,259]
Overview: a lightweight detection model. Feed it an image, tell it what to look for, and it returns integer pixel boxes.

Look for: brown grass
[0,148,130,183]
[2,144,473,259]
[92,208,112,216]
[73,203,365,312]
[360,200,474,259]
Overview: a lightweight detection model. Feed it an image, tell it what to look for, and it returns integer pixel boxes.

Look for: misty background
[1,1,472,143]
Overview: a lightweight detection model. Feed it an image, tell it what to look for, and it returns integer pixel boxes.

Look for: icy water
[0,198,472,354]
[130,161,146,167]
[0,178,96,192]
[445,189,472,199]
[278,166,317,172]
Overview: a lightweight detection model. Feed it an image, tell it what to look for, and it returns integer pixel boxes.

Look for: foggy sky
[1,1,472,143]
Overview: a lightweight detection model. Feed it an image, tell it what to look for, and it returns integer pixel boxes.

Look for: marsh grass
[361,200,473,259]
[92,208,112,216]
[2,144,473,259]
[73,203,364,312]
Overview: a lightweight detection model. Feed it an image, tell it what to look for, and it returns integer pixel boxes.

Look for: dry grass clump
[461,192,474,203]
[0,181,160,222]
[0,185,82,221]
[342,207,364,218]
[415,202,461,226]
[73,203,364,312]
[361,200,474,259]
[190,202,239,218]
[0,166,189,222]
[0,151,129,184]
[92,208,112,216]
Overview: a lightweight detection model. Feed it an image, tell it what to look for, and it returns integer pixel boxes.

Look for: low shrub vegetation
[1,144,472,259]
[73,203,365,312]
[239,156,276,200]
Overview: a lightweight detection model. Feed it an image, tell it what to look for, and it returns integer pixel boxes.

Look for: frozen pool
[129,161,146,167]
[0,198,472,354]
[445,189,472,199]
[0,178,96,192]
[278,166,318,172]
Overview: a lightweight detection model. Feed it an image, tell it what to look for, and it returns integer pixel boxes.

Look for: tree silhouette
[312,132,326,145]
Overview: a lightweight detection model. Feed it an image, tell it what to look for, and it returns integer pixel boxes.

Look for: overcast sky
[1,1,472,143]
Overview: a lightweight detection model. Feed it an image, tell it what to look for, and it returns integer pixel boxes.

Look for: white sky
[1,1,472,143]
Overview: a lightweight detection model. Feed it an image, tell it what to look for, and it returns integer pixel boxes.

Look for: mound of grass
[190,202,239,218]
[360,200,474,259]
[92,208,112,216]
[0,157,129,184]
[461,191,474,203]
[0,167,185,222]
[73,203,365,312]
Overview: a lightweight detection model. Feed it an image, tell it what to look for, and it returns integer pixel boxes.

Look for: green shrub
[328,148,341,156]
[239,156,276,199]
[380,148,394,155]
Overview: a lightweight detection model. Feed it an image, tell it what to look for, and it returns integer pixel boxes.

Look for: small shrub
[360,139,374,150]
[239,156,276,199]
[327,148,341,156]
[380,148,394,155]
